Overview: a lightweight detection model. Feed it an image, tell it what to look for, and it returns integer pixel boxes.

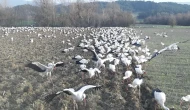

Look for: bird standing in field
[152,88,170,110]
[123,70,133,83]
[109,64,116,74]
[121,57,131,69]
[45,85,102,110]
[135,65,146,77]
[128,78,143,99]
[180,95,190,110]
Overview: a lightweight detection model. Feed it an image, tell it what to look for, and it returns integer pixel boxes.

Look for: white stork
[30,61,64,77]
[45,85,102,110]
[81,67,101,78]
[152,88,170,110]
[123,71,132,83]
[128,78,143,99]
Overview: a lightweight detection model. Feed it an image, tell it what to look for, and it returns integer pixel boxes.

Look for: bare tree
[0,0,9,8]
[33,0,56,26]
[101,2,135,27]
[0,0,15,26]
[168,15,176,27]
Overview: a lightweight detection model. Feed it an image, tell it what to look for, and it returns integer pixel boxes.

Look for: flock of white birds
[0,27,190,110]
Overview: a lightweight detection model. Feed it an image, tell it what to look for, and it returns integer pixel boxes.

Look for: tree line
[0,0,190,27]
[144,12,190,26]
[0,0,135,27]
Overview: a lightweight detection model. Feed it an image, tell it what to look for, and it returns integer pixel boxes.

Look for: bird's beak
[144,71,146,74]
[180,100,183,106]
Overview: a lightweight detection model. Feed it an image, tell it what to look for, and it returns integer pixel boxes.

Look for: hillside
[1,1,190,26]
[12,1,190,20]
[109,1,190,19]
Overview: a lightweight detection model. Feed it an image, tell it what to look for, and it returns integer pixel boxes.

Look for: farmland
[136,25,190,110]
[0,26,189,110]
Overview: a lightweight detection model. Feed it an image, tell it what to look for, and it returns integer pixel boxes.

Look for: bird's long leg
[126,86,128,92]
[76,101,78,110]
[139,86,141,110]
[73,100,78,110]
[103,67,106,74]
[139,86,141,99]
[123,79,125,84]
[127,65,130,70]
[96,72,99,79]
[47,72,55,90]
[73,100,75,110]
[154,100,159,110]
[188,103,190,110]
[83,98,87,106]
[116,65,119,72]
[49,76,55,91]
[82,72,84,80]
[127,78,131,83]
[103,74,106,85]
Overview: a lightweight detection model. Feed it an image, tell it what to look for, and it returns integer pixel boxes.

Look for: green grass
[135,26,190,110]
[134,24,190,29]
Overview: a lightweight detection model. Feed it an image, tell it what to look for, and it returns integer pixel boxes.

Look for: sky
[1,0,190,7]
[145,0,190,2]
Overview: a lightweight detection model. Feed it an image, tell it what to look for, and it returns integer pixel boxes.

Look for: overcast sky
[2,0,190,7]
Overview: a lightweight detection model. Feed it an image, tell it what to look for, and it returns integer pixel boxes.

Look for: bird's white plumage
[181,95,190,102]
[128,78,143,88]
[63,85,100,101]
[109,64,116,72]
[154,91,169,110]
[31,61,63,76]
[82,68,101,78]
[135,66,145,75]
[123,71,132,80]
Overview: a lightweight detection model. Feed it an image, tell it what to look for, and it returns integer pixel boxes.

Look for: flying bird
[80,67,101,78]
[149,40,189,61]
[27,61,64,76]
[45,85,102,109]
[89,46,112,69]
[152,88,170,110]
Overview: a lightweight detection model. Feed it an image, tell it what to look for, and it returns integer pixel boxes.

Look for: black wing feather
[151,88,162,97]
[94,85,102,91]
[55,62,64,67]
[25,63,46,72]
[149,52,159,61]
[44,92,61,103]
[63,91,72,95]
[81,69,88,72]
[179,39,189,43]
